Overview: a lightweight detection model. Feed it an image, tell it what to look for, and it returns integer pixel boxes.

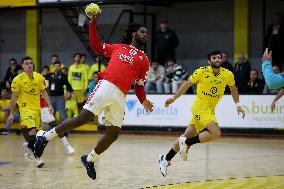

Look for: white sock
[44,128,58,141]
[60,136,69,146]
[87,149,99,162]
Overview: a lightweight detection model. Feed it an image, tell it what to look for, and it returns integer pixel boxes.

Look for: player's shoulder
[33,72,45,80]
[13,72,25,81]
[220,67,234,76]
[195,66,209,73]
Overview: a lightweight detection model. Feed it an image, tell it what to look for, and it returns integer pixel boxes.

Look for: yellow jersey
[189,66,235,109]
[11,72,46,110]
[88,62,106,80]
[49,63,65,73]
[0,99,11,122]
[68,63,88,90]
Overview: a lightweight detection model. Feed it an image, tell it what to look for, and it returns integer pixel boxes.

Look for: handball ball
[85,3,102,18]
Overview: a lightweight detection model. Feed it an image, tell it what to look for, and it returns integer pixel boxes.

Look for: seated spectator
[0,88,20,135]
[234,53,251,93]
[263,65,281,94]
[145,60,165,94]
[49,54,65,73]
[4,58,22,91]
[86,72,99,97]
[164,58,189,94]
[243,69,264,94]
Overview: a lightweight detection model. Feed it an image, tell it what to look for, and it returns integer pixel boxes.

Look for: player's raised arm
[86,3,104,56]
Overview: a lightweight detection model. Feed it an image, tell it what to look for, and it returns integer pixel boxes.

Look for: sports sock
[87,149,99,162]
[185,135,200,146]
[60,136,69,146]
[165,148,177,161]
[44,128,58,141]
[27,135,36,151]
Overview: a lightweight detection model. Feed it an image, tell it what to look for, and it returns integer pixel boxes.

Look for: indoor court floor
[0,133,284,189]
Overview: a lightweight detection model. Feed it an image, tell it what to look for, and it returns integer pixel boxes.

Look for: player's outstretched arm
[42,90,54,114]
[165,80,193,108]
[229,85,245,119]
[86,3,105,55]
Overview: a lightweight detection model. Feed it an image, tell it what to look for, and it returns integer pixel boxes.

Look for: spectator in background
[80,53,90,76]
[0,88,20,135]
[145,60,165,94]
[243,69,264,94]
[164,58,188,94]
[68,52,88,108]
[61,67,78,118]
[44,61,75,154]
[221,52,233,72]
[264,13,284,68]
[156,20,179,66]
[49,54,65,73]
[86,72,99,98]
[221,52,234,94]
[262,48,284,89]
[88,56,106,81]
[4,58,22,91]
[263,65,281,94]
[41,65,50,77]
[234,53,251,93]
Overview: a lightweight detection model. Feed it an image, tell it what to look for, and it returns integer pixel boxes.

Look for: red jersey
[89,21,150,94]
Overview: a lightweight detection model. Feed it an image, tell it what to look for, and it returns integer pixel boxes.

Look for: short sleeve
[189,67,204,84]
[227,71,235,87]
[38,75,46,91]
[11,77,20,93]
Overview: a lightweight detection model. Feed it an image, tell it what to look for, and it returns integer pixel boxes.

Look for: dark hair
[166,57,176,64]
[42,65,50,71]
[207,50,222,61]
[121,23,146,44]
[9,58,17,63]
[221,51,228,55]
[51,54,59,58]
[151,59,159,64]
[250,68,259,75]
[93,71,99,76]
[73,53,81,59]
[53,61,61,66]
[21,56,32,64]
[80,53,87,58]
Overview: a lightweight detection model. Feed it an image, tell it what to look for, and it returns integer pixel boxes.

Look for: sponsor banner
[99,95,284,128]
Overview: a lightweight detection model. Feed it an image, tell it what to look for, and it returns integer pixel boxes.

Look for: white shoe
[65,144,75,154]
[159,154,169,177]
[178,137,189,161]
[35,157,45,168]
[23,142,34,160]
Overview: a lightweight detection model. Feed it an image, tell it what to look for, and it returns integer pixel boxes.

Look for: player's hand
[142,99,154,114]
[48,106,54,114]
[85,3,102,20]
[165,97,176,108]
[237,106,245,119]
[271,101,276,112]
[7,114,14,125]
[262,48,272,62]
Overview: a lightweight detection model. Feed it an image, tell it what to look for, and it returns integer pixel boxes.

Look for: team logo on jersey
[210,87,217,94]
[139,56,143,60]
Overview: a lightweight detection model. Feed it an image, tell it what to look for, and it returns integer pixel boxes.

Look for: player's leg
[198,122,221,142]
[81,126,120,180]
[159,125,197,177]
[55,97,75,154]
[34,109,94,158]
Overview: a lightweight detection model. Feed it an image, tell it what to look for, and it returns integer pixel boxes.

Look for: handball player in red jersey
[34,3,154,180]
